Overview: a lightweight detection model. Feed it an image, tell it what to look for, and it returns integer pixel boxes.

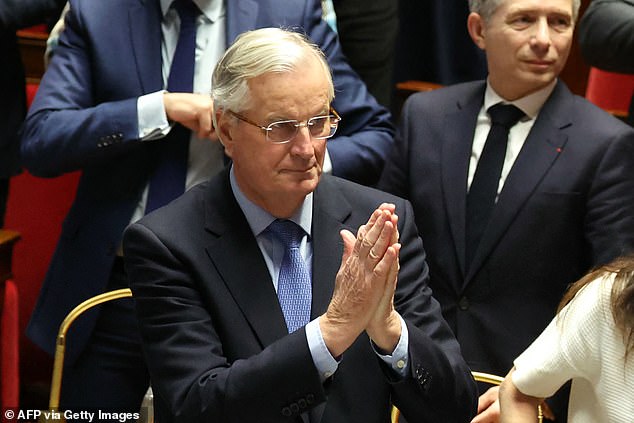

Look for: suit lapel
[466,82,571,280]
[309,176,352,423]
[129,0,163,93]
[203,170,289,348]
[226,0,259,44]
[441,83,485,278]
[311,177,352,319]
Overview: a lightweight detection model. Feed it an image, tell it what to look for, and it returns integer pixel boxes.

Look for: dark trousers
[60,258,150,422]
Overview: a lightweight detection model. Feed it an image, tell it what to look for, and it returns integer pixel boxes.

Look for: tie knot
[172,0,200,27]
[268,219,305,249]
[488,104,525,129]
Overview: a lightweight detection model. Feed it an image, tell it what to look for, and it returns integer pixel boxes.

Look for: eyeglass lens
[268,115,337,143]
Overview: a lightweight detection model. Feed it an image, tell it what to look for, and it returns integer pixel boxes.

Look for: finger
[476,387,499,413]
[389,213,399,244]
[360,210,391,260]
[366,218,397,265]
[209,130,220,142]
[377,203,395,214]
[357,208,382,241]
[372,238,398,281]
[471,399,500,423]
[386,244,400,292]
[376,244,400,312]
[196,109,213,139]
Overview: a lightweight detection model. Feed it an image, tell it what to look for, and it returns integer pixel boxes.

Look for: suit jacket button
[298,399,307,409]
[281,407,291,417]
[458,296,470,311]
[306,394,315,404]
[290,403,300,413]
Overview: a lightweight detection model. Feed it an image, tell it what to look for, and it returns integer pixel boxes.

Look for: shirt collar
[484,78,557,119]
[229,166,314,238]
[161,0,224,22]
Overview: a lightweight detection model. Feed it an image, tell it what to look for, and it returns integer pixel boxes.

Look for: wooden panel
[17,30,48,83]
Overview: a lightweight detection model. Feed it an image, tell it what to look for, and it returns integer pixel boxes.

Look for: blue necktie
[466,103,524,266]
[146,0,200,213]
[268,219,312,333]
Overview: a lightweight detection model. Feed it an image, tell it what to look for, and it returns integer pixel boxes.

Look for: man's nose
[530,19,552,50]
[290,125,315,157]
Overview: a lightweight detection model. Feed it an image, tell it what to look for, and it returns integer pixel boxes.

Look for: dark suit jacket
[0,0,65,209]
[122,169,477,423]
[21,0,393,362]
[578,0,634,125]
[379,80,634,377]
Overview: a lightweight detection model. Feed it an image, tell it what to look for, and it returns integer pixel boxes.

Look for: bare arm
[499,368,543,423]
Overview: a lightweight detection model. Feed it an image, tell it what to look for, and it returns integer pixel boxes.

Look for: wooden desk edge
[0,229,21,246]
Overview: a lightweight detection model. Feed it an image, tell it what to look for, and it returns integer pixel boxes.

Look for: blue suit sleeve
[20,0,143,177]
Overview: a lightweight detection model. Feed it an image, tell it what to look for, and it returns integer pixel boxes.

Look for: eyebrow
[506,6,572,17]
[266,107,331,122]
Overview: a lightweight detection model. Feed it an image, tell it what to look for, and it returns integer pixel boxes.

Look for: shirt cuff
[306,319,338,382]
[138,90,171,140]
[372,315,409,378]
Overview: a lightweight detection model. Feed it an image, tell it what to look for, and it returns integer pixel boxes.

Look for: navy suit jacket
[379,80,634,376]
[122,169,477,423]
[21,0,393,362]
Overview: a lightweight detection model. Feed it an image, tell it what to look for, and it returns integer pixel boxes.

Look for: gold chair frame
[391,371,543,423]
[44,288,133,421]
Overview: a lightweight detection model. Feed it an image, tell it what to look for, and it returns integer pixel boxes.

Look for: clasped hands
[320,203,402,358]
[163,92,218,141]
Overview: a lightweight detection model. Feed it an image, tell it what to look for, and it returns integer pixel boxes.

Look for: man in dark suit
[122,28,477,423]
[20,0,394,415]
[0,0,65,225]
[578,0,634,126]
[379,0,634,421]
[331,0,399,109]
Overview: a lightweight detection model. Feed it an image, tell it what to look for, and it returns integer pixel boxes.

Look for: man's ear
[467,12,487,50]
[215,109,234,158]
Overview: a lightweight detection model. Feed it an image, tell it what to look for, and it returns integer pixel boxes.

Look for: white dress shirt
[132,0,226,223]
[468,79,558,197]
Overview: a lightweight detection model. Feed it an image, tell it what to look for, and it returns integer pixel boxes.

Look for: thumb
[339,229,356,264]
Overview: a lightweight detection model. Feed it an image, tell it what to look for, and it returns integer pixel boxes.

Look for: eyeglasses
[229,107,341,144]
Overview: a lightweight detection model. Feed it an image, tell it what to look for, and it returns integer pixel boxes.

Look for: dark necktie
[268,219,312,333]
[146,0,200,213]
[466,103,524,266]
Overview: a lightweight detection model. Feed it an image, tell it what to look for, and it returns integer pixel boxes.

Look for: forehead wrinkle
[503,1,572,18]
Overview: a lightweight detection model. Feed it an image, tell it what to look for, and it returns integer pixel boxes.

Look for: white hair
[468,0,581,22]
[211,27,334,115]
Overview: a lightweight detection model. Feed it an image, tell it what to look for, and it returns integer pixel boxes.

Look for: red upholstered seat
[1,279,20,408]
[585,67,634,118]
[26,83,39,109]
[5,82,82,401]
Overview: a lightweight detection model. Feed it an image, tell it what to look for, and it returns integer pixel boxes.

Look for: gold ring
[369,250,380,260]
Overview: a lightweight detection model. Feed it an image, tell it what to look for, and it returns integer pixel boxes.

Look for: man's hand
[320,204,400,358]
[163,92,218,141]
[364,205,401,353]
